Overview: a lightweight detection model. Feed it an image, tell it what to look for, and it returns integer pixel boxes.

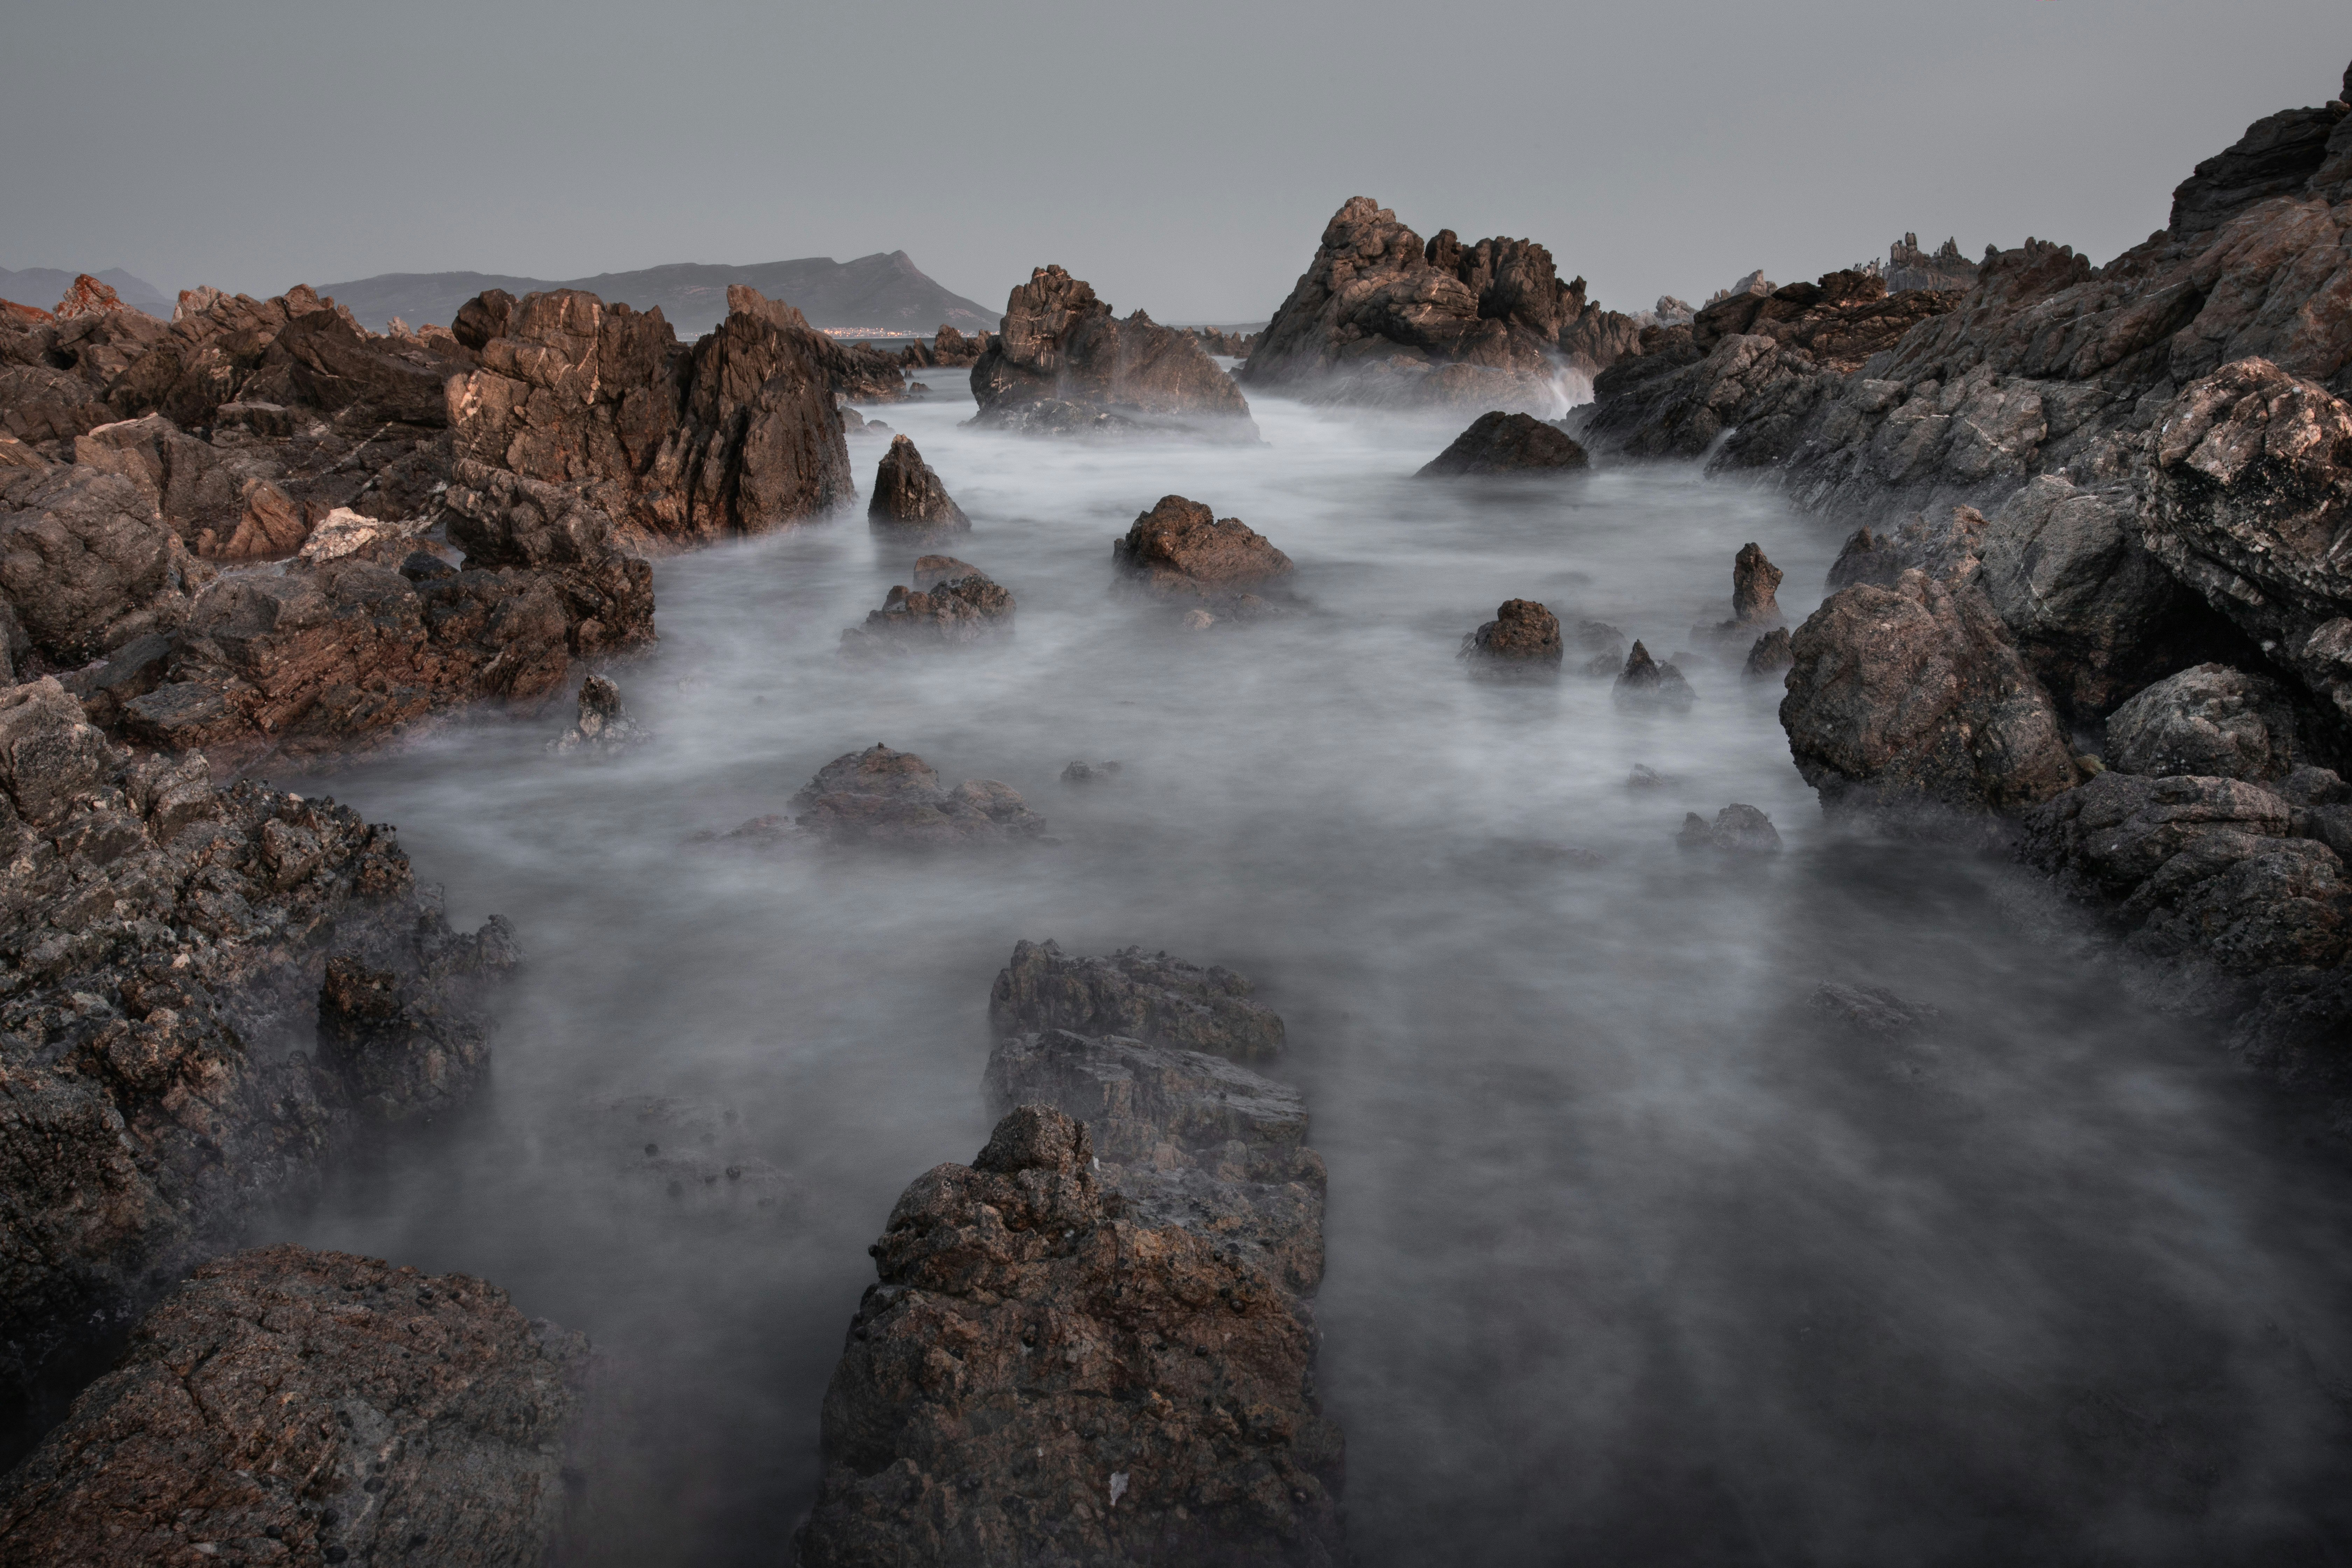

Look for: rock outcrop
[2103,663,2304,780]
[798,943,1342,1567]
[1415,411,1590,476]
[1884,234,1982,294]
[1460,598,1564,665]
[986,939,1286,1062]
[1693,542,1787,649]
[0,1246,582,1567]
[787,744,1043,846]
[1743,626,1794,680]
[839,560,1015,657]
[969,267,1257,440]
[1112,495,1293,620]
[0,680,516,1422]
[548,673,644,754]
[1612,640,1694,710]
[1677,803,1783,853]
[868,434,970,529]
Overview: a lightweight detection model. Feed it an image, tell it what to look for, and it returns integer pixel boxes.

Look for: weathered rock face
[788,744,1044,846]
[1416,411,1589,476]
[969,266,1258,440]
[1244,199,1642,411]
[839,563,1015,657]
[927,325,983,366]
[2104,663,2305,780]
[549,673,644,755]
[987,939,1286,1062]
[1678,803,1783,853]
[1460,599,1564,664]
[1612,640,1694,710]
[1112,495,1293,616]
[1886,234,1982,294]
[0,1245,583,1567]
[869,435,969,528]
[0,680,517,1420]
[1732,542,1784,624]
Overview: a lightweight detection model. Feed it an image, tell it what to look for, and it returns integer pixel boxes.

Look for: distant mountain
[0,266,171,316]
[315,252,997,337]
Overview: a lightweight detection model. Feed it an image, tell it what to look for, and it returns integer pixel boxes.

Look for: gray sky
[4,0,2344,324]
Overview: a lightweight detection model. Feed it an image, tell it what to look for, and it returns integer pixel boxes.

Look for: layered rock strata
[1415,411,1589,476]
[969,267,1258,440]
[1242,198,1641,410]
[0,679,516,1422]
[0,1246,583,1566]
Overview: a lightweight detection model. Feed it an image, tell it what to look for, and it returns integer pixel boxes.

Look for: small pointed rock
[1613,640,1694,710]
[869,435,969,529]
[1732,542,1783,624]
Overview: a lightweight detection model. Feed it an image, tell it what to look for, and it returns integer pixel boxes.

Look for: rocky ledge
[0,1245,584,1567]
[969,267,1258,441]
[0,678,515,1433]
[795,944,1342,1568]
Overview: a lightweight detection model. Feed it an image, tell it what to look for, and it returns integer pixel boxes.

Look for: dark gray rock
[1809,981,1942,1040]
[987,939,1286,1062]
[867,434,969,529]
[1416,411,1589,476]
[2104,664,2303,781]
[1677,803,1782,853]
[1613,640,1693,710]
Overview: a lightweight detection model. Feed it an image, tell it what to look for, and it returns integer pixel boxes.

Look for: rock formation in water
[796,942,1342,1567]
[987,938,1287,1061]
[1677,803,1783,853]
[1241,198,1642,411]
[788,743,1043,845]
[1112,495,1294,621]
[838,559,1015,657]
[1416,411,1590,476]
[0,1246,583,1565]
[1574,618,1629,677]
[0,679,517,1422]
[868,434,970,528]
[925,324,984,366]
[1613,640,1694,710]
[1693,542,1787,649]
[1460,598,1565,665]
[968,266,1258,440]
[549,673,645,754]
[1743,626,1794,680]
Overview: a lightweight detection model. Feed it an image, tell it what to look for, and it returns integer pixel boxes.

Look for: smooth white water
[266,388,2352,1566]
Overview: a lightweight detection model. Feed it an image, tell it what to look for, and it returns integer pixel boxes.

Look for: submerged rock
[0,1246,584,1566]
[1112,494,1294,611]
[969,266,1256,440]
[789,743,1043,846]
[549,673,644,754]
[988,938,1286,1061]
[1416,411,1589,476]
[1061,760,1124,784]
[1460,598,1564,664]
[1575,618,1628,676]
[1677,803,1783,853]
[1612,640,1694,710]
[1743,626,1794,680]
[868,434,969,529]
[840,562,1015,657]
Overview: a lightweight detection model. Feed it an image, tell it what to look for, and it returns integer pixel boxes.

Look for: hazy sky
[4,0,2344,324]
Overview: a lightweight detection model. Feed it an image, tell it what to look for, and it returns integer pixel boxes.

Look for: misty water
[260,387,2352,1566]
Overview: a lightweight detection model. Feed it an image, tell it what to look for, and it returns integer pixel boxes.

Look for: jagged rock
[927,324,982,366]
[969,266,1257,440]
[1733,542,1784,623]
[2104,664,2304,780]
[1626,764,1674,790]
[1416,411,1589,476]
[1112,495,1294,610]
[1826,526,1903,590]
[299,505,431,563]
[1459,598,1564,664]
[51,275,146,322]
[868,434,969,528]
[987,939,1286,1062]
[1612,640,1694,710]
[1885,234,1981,293]
[2021,771,2351,970]
[0,680,517,1418]
[839,563,1014,657]
[789,743,1043,846]
[1744,626,1794,679]
[1243,198,1639,409]
[794,1099,1342,1568]
[1677,803,1783,852]
[1809,981,1942,1039]
[549,674,644,754]
[0,1246,583,1566]
[0,464,208,664]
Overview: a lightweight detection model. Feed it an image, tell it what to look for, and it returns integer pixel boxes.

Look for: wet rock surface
[1416,411,1589,476]
[0,679,516,1427]
[969,267,1256,440]
[1460,598,1564,665]
[868,434,969,530]
[788,744,1044,846]
[988,939,1286,1062]
[0,1245,583,1567]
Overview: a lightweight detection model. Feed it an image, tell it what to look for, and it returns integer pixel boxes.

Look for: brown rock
[1732,542,1784,623]
[1460,598,1564,663]
[1613,640,1694,710]
[839,565,1014,657]
[1743,626,1794,680]
[0,1245,583,1568]
[969,266,1257,439]
[1417,411,1590,476]
[869,434,969,528]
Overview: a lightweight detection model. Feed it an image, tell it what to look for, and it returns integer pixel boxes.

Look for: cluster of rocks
[897,324,990,369]
[969,267,1258,440]
[868,434,970,530]
[1678,803,1783,853]
[1112,495,1295,626]
[1240,198,1644,411]
[1192,327,1260,357]
[0,1246,584,1565]
[1416,410,1590,476]
[839,557,1016,658]
[796,941,1343,1567]
[1885,233,1983,294]
[0,677,519,1433]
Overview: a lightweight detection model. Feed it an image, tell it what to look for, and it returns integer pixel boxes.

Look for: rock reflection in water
[265,388,2352,1566]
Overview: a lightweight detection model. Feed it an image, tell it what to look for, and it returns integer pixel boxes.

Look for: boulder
[1612,640,1694,710]
[1112,495,1293,609]
[1743,626,1794,679]
[1416,411,1590,476]
[839,564,1014,657]
[0,1246,583,1567]
[969,266,1257,440]
[548,673,644,754]
[0,464,203,663]
[868,434,969,529]
[0,681,518,1416]
[789,744,1044,846]
[1677,803,1783,853]
[987,939,1286,1062]
[2104,663,2304,780]
[1460,598,1564,664]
